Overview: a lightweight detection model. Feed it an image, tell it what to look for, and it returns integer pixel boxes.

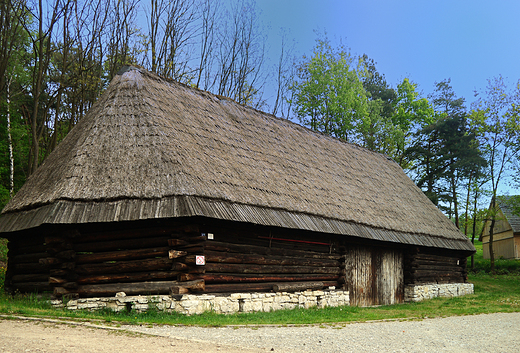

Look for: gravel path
[1,312,520,352]
[128,312,520,352]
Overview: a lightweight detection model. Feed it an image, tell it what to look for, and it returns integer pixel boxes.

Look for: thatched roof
[0,66,474,252]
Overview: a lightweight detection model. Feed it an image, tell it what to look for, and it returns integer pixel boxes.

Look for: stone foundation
[404,283,474,302]
[51,289,349,315]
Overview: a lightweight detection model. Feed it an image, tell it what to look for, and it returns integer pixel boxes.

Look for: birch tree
[470,76,520,274]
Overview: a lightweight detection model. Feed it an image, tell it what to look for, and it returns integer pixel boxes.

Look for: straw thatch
[0,66,474,252]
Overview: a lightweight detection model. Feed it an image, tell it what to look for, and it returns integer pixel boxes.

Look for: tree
[194,0,219,90]
[390,78,435,168]
[359,55,399,155]
[147,0,198,82]
[214,0,267,107]
[289,35,369,143]
[470,76,520,274]
[271,28,295,118]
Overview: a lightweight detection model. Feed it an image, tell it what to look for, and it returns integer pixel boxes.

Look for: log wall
[404,248,468,285]
[5,220,344,297]
[5,234,51,294]
[198,225,344,293]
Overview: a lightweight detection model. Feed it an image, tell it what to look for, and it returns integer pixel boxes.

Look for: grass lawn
[0,238,519,326]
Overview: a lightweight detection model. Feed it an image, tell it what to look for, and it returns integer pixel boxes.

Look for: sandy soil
[0,318,265,353]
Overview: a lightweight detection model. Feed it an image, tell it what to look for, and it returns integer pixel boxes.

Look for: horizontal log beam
[77,227,174,244]
[11,252,48,264]
[406,264,464,272]
[12,273,49,283]
[205,263,340,275]
[204,281,338,293]
[187,251,340,267]
[170,279,205,294]
[169,250,188,259]
[12,262,49,274]
[74,237,169,253]
[12,244,47,255]
[55,280,182,297]
[77,271,181,285]
[75,258,172,275]
[202,273,339,284]
[76,247,170,264]
[272,282,325,292]
[205,241,341,260]
[12,281,52,293]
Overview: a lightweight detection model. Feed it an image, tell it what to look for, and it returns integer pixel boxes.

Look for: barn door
[344,245,403,306]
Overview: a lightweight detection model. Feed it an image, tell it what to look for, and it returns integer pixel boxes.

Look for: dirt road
[1,312,520,352]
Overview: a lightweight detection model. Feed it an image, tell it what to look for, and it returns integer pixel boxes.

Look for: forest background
[1,0,520,271]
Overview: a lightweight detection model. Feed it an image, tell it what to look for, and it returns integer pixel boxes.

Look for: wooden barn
[0,66,475,306]
[481,196,520,260]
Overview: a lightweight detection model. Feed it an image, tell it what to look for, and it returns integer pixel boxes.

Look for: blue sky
[257,0,520,106]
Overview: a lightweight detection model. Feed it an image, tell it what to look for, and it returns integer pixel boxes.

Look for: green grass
[469,240,520,274]
[1,273,519,326]
[1,238,520,326]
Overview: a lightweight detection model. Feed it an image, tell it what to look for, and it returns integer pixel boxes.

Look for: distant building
[481,195,520,259]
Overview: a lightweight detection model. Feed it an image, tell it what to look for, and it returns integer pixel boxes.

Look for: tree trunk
[6,76,14,196]
[488,196,497,275]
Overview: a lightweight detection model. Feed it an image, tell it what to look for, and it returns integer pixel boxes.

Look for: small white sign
[196,255,205,266]
[208,233,214,240]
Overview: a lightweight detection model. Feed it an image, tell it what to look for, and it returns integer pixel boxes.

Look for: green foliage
[290,34,370,143]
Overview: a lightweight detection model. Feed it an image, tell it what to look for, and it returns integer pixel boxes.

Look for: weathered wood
[407,264,464,272]
[405,253,461,264]
[12,273,49,283]
[168,239,189,247]
[49,276,68,284]
[14,244,47,255]
[169,279,205,294]
[76,247,170,264]
[46,243,74,255]
[12,281,52,292]
[169,250,188,259]
[45,235,71,244]
[205,263,340,274]
[77,227,174,244]
[50,269,78,280]
[75,258,172,275]
[407,268,464,275]
[55,250,76,260]
[272,281,325,292]
[63,282,78,289]
[172,262,189,271]
[13,262,49,274]
[205,241,342,260]
[60,262,76,271]
[55,281,181,297]
[406,260,463,268]
[77,271,181,285]
[176,244,204,252]
[205,281,337,293]
[74,236,170,253]
[187,251,340,267]
[11,252,48,264]
[39,258,62,266]
[177,273,203,282]
[202,273,339,283]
